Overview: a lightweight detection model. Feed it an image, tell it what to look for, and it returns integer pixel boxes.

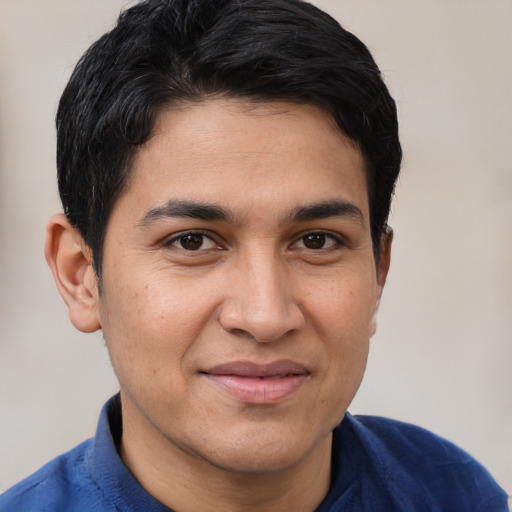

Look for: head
[47,0,401,501]
[56,0,401,279]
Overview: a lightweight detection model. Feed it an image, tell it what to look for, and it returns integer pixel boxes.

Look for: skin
[46,98,392,511]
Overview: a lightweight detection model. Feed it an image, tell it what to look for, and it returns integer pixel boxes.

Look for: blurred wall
[1,0,511,492]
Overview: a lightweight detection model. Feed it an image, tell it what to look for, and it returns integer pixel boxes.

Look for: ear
[369,226,393,337]
[45,214,101,333]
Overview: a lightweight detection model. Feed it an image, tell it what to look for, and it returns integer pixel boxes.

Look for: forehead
[115,98,369,225]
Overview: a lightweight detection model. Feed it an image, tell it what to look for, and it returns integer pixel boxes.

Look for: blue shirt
[1,395,508,511]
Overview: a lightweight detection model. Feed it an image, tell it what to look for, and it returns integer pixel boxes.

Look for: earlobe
[45,214,101,333]
[370,226,393,337]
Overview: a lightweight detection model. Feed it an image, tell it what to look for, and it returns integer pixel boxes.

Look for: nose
[218,253,305,343]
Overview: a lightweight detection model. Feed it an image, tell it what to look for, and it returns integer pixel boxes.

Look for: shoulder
[0,439,111,512]
[348,413,475,464]
[331,414,508,511]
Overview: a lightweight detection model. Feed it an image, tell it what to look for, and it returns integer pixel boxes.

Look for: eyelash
[164,231,220,251]
[163,230,345,252]
[291,231,345,251]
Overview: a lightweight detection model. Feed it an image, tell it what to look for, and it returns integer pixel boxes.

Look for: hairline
[90,94,382,288]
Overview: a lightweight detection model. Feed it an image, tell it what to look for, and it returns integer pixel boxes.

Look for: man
[0,0,507,510]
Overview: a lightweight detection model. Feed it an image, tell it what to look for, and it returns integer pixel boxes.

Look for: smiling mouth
[201,361,309,404]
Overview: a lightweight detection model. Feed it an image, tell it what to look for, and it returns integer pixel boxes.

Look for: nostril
[218,278,306,343]
[227,327,255,339]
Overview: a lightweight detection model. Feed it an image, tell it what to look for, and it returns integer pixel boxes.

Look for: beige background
[1,0,511,493]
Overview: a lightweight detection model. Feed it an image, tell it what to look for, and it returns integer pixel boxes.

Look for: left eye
[292,233,340,250]
[168,233,219,251]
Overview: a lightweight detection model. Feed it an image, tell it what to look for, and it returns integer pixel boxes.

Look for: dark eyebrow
[137,200,236,227]
[286,200,364,224]
[137,198,363,228]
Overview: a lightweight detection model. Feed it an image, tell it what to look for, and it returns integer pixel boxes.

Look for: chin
[207,445,308,475]
[186,422,331,475]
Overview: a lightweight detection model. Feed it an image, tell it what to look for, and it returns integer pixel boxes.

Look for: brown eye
[292,232,341,250]
[166,232,220,251]
[302,233,327,249]
[179,234,205,250]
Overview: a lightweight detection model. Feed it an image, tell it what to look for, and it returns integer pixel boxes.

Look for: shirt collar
[86,394,172,512]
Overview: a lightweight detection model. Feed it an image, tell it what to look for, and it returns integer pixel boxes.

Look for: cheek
[304,272,375,390]
[98,269,219,380]
[306,269,377,338]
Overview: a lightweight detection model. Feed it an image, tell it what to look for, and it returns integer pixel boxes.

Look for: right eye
[166,232,219,251]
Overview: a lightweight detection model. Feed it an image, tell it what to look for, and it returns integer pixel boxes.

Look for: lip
[201,361,309,404]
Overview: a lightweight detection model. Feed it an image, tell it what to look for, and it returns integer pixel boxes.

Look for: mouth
[201,361,309,404]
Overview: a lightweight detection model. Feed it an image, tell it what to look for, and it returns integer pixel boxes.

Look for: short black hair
[57,0,401,276]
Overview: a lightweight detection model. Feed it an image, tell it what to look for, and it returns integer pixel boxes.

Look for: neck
[120,402,332,512]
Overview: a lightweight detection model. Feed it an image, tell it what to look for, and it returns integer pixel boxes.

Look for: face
[95,99,389,474]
